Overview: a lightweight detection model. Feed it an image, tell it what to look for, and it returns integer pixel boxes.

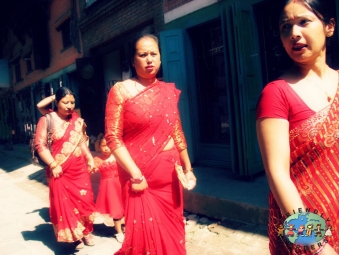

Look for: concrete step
[183,166,269,225]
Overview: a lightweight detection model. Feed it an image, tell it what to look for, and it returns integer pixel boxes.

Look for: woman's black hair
[54,87,75,111]
[129,33,159,64]
[278,0,336,25]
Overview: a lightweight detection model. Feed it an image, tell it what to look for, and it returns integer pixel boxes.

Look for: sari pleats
[116,148,185,255]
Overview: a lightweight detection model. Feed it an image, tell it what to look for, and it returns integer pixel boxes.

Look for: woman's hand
[131,178,148,193]
[51,165,63,178]
[185,171,197,190]
[87,160,97,174]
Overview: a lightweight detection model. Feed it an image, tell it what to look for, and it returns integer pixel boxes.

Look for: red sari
[105,81,187,255]
[266,85,339,254]
[35,112,96,242]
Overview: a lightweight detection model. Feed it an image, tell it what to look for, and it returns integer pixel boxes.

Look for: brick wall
[8,0,82,92]
[78,0,164,55]
[48,0,81,71]
[163,0,194,13]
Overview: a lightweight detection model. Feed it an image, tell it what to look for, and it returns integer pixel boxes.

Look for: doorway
[190,19,232,168]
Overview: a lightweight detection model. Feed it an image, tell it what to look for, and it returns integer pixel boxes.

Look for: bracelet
[130,175,144,184]
[183,168,193,174]
[49,161,58,170]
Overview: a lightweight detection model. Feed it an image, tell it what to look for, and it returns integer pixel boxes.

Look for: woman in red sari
[256,1,338,254]
[35,87,97,249]
[105,34,197,254]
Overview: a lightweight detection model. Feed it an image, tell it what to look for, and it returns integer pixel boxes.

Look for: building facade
[0,0,83,145]
[1,0,338,176]
[160,0,339,175]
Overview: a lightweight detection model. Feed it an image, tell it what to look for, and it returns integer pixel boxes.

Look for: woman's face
[132,37,161,80]
[99,139,111,156]
[57,94,75,117]
[279,1,334,63]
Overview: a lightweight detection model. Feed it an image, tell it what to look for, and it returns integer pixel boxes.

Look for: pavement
[0,144,271,255]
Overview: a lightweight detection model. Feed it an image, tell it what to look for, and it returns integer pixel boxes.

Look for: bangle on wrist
[130,175,144,184]
[49,161,58,170]
[183,168,193,174]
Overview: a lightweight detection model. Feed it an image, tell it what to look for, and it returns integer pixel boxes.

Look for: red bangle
[130,176,144,184]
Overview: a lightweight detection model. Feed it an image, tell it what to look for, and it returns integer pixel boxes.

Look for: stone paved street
[0,149,270,255]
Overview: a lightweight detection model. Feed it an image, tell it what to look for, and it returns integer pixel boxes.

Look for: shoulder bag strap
[45,113,53,152]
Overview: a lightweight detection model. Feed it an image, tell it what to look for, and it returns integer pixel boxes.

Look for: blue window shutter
[160,29,194,161]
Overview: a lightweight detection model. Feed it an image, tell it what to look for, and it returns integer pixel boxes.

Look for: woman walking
[35,87,97,249]
[105,33,197,254]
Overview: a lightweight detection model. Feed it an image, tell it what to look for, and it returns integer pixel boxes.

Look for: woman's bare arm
[256,118,304,215]
[37,95,55,115]
[112,146,148,192]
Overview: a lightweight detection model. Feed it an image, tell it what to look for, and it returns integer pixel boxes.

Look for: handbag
[29,113,53,166]
[175,162,188,189]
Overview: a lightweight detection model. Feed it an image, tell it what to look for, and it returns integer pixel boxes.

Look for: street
[0,149,270,255]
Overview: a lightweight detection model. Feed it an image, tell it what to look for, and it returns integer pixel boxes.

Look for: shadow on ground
[22,207,118,255]
[0,155,31,173]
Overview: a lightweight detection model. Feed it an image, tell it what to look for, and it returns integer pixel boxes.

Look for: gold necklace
[291,68,332,102]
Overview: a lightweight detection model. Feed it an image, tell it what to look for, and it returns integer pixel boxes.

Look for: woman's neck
[135,76,158,86]
[293,61,329,78]
[56,112,71,121]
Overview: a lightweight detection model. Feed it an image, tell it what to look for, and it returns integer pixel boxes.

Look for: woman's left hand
[51,165,63,178]
[131,177,148,193]
[87,160,97,173]
[185,171,197,190]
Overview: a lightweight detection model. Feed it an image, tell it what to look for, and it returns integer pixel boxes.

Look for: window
[14,61,22,83]
[59,19,72,49]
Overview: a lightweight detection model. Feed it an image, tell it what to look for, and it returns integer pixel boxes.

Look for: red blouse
[256,79,315,130]
[105,81,187,152]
